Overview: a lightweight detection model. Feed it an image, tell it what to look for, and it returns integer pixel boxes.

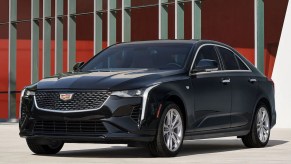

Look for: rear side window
[218,47,239,70]
[236,56,249,70]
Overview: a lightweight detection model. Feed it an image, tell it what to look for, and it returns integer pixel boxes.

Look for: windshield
[81,43,193,72]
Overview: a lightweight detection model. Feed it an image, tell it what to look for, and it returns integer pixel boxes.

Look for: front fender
[140,79,193,133]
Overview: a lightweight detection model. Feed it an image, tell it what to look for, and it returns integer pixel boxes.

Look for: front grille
[131,106,141,122]
[35,91,111,111]
[33,120,107,136]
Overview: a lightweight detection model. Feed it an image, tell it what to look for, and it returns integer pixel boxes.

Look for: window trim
[215,45,251,71]
[189,43,252,76]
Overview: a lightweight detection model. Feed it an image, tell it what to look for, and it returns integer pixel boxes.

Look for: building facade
[0,0,288,121]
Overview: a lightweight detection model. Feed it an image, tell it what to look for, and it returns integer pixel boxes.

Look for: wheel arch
[164,94,187,129]
[251,97,272,128]
[256,97,272,121]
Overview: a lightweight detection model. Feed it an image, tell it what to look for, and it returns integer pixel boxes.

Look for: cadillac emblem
[59,93,74,101]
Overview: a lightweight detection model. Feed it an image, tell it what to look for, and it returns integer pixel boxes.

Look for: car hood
[36,69,185,91]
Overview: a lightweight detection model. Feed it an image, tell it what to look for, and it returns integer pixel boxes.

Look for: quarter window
[236,56,249,70]
[218,47,239,70]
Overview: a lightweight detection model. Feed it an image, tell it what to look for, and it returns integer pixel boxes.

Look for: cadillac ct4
[19,40,276,157]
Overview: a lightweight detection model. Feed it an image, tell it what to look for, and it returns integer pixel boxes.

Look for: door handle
[249,78,257,83]
[221,78,231,84]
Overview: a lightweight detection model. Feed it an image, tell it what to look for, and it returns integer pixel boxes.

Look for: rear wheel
[148,102,184,157]
[26,139,64,154]
[241,103,271,148]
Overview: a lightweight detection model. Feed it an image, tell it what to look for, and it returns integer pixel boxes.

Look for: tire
[148,102,184,157]
[241,103,271,148]
[26,139,64,154]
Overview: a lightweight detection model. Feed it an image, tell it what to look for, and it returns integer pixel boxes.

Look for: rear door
[190,45,231,131]
[216,46,258,128]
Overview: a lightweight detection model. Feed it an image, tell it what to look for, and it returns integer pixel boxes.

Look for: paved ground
[0,123,290,164]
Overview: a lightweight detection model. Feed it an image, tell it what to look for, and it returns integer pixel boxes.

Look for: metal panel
[175,0,184,39]
[192,0,201,39]
[94,0,103,54]
[122,0,131,42]
[31,0,39,83]
[8,0,17,121]
[255,0,264,73]
[108,0,116,46]
[55,0,63,74]
[43,0,51,78]
[159,0,168,39]
[68,0,76,71]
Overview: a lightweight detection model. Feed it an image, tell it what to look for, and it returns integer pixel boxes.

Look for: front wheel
[148,102,184,157]
[26,139,64,154]
[241,103,271,148]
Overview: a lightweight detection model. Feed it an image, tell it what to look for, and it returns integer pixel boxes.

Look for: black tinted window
[194,45,221,70]
[81,43,193,71]
[236,56,249,70]
[218,47,239,70]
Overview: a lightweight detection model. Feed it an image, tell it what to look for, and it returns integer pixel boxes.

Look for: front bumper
[19,95,158,143]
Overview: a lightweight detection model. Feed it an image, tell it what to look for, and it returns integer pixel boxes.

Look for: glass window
[218,47,239,70]
[81,43,193,71]
[236,56,249,70]
[193,45,221,70]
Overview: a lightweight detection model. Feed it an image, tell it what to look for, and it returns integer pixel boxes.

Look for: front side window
[81,43,193,72]
[193,45,222,71]
[218,47,239,70]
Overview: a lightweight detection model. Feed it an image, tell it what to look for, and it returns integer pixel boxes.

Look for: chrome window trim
[189,43,252,76]
[34,94,111,113]
[216,45,252,71]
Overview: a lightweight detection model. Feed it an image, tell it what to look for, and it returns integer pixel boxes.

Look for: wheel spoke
[261,110,266,122]
[172,115,179,126]
[169,135,173,150]
[172,134,178,148]
[173,132,181,143]
[173,120,182,129]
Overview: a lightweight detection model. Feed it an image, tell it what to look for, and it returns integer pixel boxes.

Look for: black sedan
[19,40,276,157]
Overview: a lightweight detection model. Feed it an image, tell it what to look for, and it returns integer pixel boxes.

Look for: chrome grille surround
[34,91,111,113]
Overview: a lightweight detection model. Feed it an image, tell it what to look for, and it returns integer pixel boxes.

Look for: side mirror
[73,62,84,72]
[192,59,218,73]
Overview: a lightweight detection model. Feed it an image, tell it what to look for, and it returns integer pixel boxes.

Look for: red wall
[0,0,288,119]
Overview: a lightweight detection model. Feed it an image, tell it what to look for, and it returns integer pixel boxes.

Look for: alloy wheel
[163,108,183,152]
[256,107,270,143]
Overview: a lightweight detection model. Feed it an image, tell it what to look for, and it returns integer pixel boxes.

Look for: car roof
[117,39,231,48]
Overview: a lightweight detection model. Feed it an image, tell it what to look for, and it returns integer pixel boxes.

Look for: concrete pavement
[0,123,290,163]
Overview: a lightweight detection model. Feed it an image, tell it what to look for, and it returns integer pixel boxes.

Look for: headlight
[21,89,35,98]
[111,89,145,97]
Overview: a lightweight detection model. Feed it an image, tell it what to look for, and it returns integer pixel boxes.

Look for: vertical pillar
[43,0,51,78]
[8,0,17,121]
[192,0,201,39]
[94,0,103,54]
[255,0,264,73]
[31,0,39,83]
[175,0,184,39]
[159,0,168,39]
[55,0,63,74]
[68,0,76,71]
[122,0,131,42]
[107,0,116,46]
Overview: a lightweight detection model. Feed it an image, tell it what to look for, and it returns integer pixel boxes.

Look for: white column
[272,2,291,128]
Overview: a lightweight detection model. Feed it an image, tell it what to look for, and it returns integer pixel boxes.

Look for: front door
[190,45,231,131]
